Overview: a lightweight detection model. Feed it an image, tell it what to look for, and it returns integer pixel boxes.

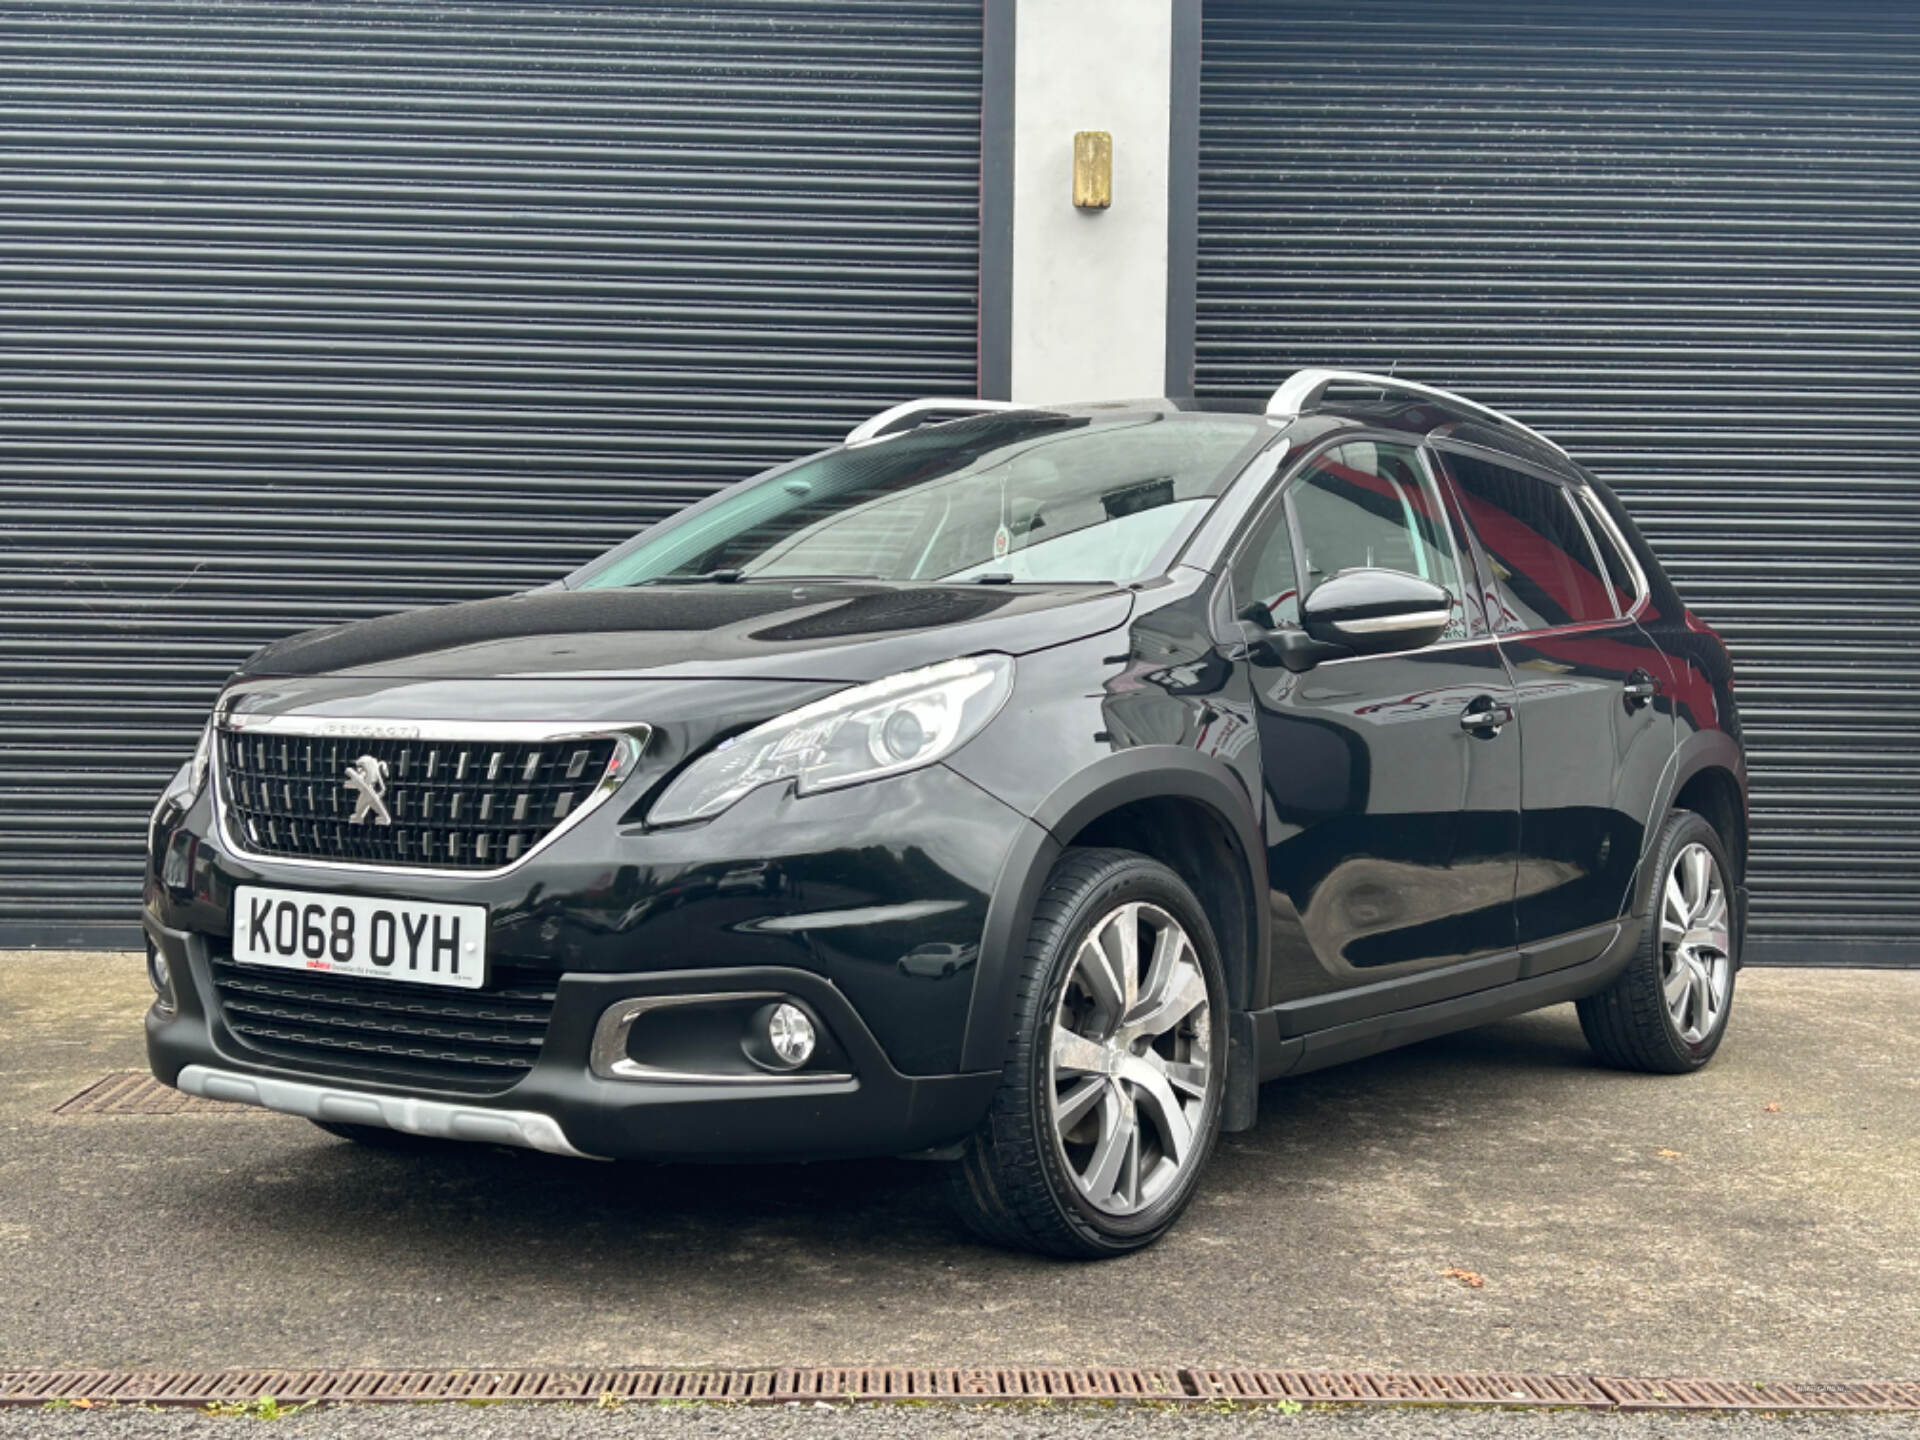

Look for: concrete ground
[1,954,1915,1383]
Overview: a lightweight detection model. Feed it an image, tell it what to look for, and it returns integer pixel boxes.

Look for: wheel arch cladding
[1672,764,1747,882]
[960,749,1266,1073]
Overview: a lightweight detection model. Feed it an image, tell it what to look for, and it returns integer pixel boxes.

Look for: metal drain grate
[2,1368,1917,1411]
[54,1072,255,1116]
[1188,1370,1610,1407]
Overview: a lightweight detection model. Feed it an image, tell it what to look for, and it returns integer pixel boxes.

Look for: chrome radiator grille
[216,728,624,870]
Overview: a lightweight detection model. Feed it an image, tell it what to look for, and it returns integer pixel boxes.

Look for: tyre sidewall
[1024,859,1228,1251]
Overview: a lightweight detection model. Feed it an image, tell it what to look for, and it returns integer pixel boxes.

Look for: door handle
[1459,697,1514,735]
[1623,670,1658,708]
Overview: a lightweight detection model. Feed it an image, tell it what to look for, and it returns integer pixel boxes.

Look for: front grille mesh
[217,731,619,869]
[210,956,554,1092]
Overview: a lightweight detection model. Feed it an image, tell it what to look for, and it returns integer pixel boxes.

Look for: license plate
[233,886,487,990]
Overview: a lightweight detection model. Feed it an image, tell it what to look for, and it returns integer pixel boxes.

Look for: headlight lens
[151,718,216,860]
[649,654,1014,825]
[189,718,214,795]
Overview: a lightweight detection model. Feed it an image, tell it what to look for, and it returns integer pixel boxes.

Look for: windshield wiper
[636,568,745,586]
[634,569,894,587]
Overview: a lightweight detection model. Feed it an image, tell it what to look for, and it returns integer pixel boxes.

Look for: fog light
[766,1003,816,1068]
[146,940,177,1017]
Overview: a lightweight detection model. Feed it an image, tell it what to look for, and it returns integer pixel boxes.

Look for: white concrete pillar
[980,0,1198,405]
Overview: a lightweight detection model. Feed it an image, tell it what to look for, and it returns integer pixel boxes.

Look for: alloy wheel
[1047,901,1214,1216]
[1660,842,1732,1045]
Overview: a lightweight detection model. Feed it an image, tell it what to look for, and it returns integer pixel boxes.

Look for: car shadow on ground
[172,1006,1610,1272]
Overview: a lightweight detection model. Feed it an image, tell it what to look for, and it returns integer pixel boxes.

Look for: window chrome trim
[211,715,649,880]
[589,993,853,1086]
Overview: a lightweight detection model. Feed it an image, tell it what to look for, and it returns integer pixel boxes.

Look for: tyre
[946,847,1228,1258]
[1578,809,1738,1074]
[309,1119,448,1151]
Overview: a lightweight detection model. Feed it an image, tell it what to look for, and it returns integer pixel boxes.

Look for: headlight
[190,718,214,795]
[649,654,1014,825]
[150,719,216,859]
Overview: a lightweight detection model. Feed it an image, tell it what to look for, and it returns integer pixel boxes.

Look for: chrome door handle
[1623,670,1658,708]
[1459,699,1514,735]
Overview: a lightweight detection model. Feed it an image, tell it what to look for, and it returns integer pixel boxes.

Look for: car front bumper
[145,913,1002,1161]
[143,759,1036,1162]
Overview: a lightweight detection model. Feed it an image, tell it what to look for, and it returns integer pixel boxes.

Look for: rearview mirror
[1301,569,1453,655]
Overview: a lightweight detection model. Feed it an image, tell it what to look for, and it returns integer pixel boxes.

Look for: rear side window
[1439,452,1616,632]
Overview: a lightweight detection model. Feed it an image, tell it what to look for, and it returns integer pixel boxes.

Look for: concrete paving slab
[1,953,1915,1379]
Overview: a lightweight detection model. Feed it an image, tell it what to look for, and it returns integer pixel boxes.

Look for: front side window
[1439,451,1616,632]
[1256,440,1472,642]
[1228,497,1303,628]
[573,414,1268,589]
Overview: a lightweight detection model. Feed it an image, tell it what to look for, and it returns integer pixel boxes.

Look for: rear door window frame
[1429,438,1638,638]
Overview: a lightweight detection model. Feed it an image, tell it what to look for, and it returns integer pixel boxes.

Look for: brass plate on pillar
[1073,130,1111,209]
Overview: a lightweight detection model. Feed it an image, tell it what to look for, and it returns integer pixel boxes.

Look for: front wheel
[945,848,1228,1258]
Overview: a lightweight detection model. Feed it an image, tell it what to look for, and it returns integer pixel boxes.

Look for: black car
[144,370,1748,1258]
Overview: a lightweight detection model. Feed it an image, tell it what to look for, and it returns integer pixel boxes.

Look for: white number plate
[233,886,487,990]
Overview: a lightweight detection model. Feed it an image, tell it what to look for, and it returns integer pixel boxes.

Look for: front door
[1435,446,1678,967]
[1230,439,1522,1010]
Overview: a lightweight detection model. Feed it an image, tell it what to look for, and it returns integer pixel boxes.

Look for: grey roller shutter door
[0,0,982,948]
[1198,0,1920,966]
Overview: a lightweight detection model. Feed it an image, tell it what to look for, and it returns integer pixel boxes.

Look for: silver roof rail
[845,397,1025,445]
[1264,368,1567,458]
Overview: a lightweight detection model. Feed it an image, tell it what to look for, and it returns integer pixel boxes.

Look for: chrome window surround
[1214,426,1654,671]
[589,992,853,1086]
[210,713,650,879]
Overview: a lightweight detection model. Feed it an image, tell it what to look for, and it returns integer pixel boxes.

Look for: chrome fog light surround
[589,992,848,1085]
[146,939,178,1018]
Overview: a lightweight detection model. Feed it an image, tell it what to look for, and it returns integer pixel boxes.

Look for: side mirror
[1301,569,1453,656]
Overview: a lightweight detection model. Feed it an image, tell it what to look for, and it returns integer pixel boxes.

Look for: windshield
[573,412,1268,588]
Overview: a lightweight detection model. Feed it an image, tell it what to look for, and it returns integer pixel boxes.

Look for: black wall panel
[0,1,982,946]
[1197,0,1920,965]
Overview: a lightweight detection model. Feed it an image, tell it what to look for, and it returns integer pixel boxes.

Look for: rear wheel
[945,848,1228,1258]
[1578,809,1737,1073]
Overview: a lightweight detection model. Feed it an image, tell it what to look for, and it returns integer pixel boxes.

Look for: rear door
[1231,438,1522,1012]
[1434,445,1677,973]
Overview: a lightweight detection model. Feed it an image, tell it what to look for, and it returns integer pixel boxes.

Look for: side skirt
[1246,918,1642,1085]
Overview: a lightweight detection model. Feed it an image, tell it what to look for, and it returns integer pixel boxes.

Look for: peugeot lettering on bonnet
[145,374,1748,1257]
